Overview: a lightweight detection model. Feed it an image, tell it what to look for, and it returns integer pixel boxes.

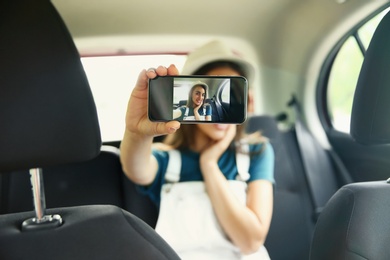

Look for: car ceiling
[52,0,389,128]
[53,0,388,72]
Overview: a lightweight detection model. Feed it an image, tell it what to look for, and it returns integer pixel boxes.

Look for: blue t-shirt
[137,143,275,207]
[176,105,212,121]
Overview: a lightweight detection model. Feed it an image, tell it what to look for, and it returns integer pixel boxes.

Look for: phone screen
[148,75,248,124]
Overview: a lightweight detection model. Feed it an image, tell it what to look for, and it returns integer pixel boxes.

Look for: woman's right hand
[125,64,181,137]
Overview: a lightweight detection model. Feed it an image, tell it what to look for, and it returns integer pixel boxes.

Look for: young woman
[120,41,274,259]
[173,81,212,121]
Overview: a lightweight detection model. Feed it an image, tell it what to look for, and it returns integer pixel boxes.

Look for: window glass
[359,10,388,48]
[221,80,230,103]
[327,7,389,132]
[82,55,187,142]
[327,37,363,132]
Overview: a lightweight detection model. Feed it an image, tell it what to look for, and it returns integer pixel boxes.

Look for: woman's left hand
[193,103,203,112]
[193,103,203,120]
[199,125,236,167]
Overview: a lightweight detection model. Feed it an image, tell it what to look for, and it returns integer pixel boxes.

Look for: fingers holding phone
[125,64,180,137]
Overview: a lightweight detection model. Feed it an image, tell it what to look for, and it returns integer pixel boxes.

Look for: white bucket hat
[181,40,255,83]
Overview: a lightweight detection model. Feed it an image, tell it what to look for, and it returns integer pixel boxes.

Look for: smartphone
[148,75,248,124]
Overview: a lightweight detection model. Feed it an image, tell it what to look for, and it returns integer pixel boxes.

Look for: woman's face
[191,86,205,107]
[196,66,240,141]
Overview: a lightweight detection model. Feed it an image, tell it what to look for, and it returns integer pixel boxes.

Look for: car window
[326,7,389,133]
[220,80,230,103]
[82,55,187,142]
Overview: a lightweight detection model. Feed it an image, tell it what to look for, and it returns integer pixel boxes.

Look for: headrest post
[30,168,46,221]
[21,168,63,231]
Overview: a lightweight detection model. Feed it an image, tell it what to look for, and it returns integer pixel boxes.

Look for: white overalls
[155,148,271,260]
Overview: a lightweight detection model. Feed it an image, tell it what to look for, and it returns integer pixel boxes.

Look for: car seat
[0,1,179,259]
[246,115,316,260]
[310,8,390,260]
[1,146,125,214]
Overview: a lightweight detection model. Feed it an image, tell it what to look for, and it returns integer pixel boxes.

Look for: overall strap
[184,107,189,117]
[235,143,250,182]
[165,147,250,183]
[165,150,181,183]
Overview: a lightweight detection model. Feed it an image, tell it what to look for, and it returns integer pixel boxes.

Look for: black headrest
[350,10,390,145]
[0,0,101,172]
[310,181,390,259]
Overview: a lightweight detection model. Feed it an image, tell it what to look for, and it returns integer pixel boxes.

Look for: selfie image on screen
[172,77,230,122]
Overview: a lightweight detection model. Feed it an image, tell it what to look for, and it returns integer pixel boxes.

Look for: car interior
[1,0,390,259]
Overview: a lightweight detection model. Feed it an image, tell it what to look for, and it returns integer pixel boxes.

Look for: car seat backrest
[122,172,160,228]
[211,96,225,121]
[0,1,180,259]
[310,181,390,260]
[246,115,316,260]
